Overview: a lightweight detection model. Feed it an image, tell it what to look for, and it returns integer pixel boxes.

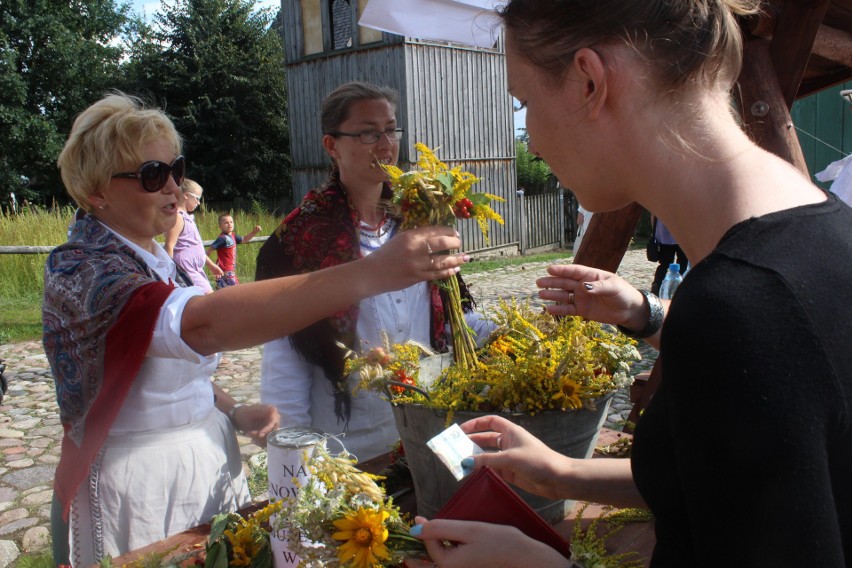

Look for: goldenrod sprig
[391,299,642,416]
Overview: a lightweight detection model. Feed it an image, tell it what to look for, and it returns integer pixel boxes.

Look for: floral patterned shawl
[255,173,473,423]
[43,214,189,518]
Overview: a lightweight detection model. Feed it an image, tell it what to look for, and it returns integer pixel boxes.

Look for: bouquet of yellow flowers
[381,144,504,370]
[205,501,284,568]
[358,300,641,417]
[273,443,426,568]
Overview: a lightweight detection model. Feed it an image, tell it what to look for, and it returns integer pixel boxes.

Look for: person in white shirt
[256,82,491,461]
[45,92,467,566]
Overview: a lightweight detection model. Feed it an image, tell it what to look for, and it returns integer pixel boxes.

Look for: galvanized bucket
[391,394,613,524]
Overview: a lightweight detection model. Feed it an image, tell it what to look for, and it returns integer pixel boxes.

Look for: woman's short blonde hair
[57,93,182,212]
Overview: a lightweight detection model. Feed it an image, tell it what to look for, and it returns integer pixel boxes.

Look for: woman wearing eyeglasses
[45,92,467,566]
[256,81,491,461]
[163,178,223,293]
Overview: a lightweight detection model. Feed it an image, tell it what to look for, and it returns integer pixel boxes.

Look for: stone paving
[0,249,657,566]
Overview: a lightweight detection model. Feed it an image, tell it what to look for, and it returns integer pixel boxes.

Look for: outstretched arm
[242,225,262,243]
[180,225,467,355]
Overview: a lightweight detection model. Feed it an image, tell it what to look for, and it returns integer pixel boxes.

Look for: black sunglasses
[112,155,186,193]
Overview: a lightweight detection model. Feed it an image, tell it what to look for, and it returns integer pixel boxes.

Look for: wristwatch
[617,290,664,339]
[227,403,246,424]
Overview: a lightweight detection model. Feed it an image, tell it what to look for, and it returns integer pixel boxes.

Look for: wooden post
[572,203,644,273]
[735,38,810,176]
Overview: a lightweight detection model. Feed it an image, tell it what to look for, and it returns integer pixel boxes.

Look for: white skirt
[69,410,251,567]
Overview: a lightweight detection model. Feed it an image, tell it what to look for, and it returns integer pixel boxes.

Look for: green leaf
[207,513,232,542]
[249,542,272,568]
[204,542,228,568]
[468,193,493,206]
[435,172,454,194]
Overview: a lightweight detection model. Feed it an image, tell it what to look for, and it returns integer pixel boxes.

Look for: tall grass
[0,205,582,344]
[0,205,280,343]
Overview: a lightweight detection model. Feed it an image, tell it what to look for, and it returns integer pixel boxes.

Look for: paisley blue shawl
[43,214,188,517]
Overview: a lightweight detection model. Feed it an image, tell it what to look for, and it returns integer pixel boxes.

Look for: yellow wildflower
[333,507,391,568]
[552,378,583,410]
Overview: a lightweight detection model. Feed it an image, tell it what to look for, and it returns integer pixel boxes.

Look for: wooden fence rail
[0,236,270,255]
[0,193,567,255]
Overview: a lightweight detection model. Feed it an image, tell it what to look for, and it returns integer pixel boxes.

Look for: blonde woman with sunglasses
[163,178,223,293]
[46,92,466,566]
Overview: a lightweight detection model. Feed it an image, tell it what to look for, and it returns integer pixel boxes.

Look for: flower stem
[444,275,478,370]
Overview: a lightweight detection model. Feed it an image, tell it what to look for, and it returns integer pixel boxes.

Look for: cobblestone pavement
[0,249,657,565]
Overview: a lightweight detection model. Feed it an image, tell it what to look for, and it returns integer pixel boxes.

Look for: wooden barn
[279,0,523,255]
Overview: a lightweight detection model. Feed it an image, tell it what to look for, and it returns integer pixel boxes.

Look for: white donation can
[266,427,324,568]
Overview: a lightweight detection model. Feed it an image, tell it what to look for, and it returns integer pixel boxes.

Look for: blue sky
[128,0,526,135]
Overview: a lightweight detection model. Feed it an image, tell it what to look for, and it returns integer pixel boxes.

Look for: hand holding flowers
[381,144,504,370]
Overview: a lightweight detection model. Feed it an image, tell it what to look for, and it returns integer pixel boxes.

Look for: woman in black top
[410,0,852,566]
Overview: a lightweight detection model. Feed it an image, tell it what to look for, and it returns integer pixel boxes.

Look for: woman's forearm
[559,457,647,509]
[180,234,462,355]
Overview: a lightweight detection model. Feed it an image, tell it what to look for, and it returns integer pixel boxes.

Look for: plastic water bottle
[659,263,683,300]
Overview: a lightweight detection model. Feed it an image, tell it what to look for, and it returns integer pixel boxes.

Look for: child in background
[207,213,261,288]
[164,179,223,293]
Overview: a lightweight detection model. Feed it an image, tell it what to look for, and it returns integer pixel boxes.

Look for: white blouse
[261,218,430,461]
[104,226,220,435]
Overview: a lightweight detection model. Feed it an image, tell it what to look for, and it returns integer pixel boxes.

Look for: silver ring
[567,292,575,304]
[425,241,433,255]
[497,435,502,451]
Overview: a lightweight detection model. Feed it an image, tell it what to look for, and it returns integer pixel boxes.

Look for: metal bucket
[391,394,613,524]
[266,427,324,568]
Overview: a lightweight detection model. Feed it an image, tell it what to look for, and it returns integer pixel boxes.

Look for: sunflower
[552,377,583,410]
[332,507,391,568]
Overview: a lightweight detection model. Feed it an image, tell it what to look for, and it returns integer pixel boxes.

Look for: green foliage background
[514,138,553,195]
[1,0,289,209]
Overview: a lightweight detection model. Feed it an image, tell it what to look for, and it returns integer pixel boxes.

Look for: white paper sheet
[359,0,504,48]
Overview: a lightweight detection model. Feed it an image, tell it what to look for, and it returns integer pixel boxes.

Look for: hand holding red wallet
[435,466,571,558]
[406,466,572,567]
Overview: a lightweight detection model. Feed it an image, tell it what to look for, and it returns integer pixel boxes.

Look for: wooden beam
[736,38,810,175]
[813,24,852,68]
[572,203,644,273]
[768,0,831,107]
[799,69,852,99]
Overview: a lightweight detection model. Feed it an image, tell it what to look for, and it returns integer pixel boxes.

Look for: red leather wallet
[434,466,572,559]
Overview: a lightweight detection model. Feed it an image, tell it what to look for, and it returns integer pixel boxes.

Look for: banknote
[427,423,484,480]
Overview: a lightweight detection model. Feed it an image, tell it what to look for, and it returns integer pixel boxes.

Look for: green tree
[124,0,290,206]
[0,0,129,207]
[515,138,552,195]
